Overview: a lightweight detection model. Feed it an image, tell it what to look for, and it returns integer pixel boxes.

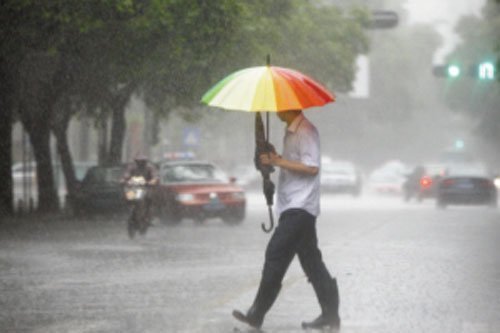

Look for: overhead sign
[367,10,399,29]
[183,127,200,147]
[348,55,370,99]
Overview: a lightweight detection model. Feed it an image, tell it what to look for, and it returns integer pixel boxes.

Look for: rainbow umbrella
[201,58,335,232]
[200,65,335,112]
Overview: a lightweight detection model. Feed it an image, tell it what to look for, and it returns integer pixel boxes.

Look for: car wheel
[488,198,498,208]
[159,204,182,225]
[222,208,245,225]
[68,200,85,217]
[193,216,206,224]
[436,198,447,209]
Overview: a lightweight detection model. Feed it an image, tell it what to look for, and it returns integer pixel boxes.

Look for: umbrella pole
[266,112,270,143]
[262,111,275,233]
[261,205,274,233]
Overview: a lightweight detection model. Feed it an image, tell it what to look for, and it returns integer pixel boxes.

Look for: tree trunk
[17,54,68,213]
[28,122,59,213]
[0,101,13,217]
[97,117,108,166]
[0,62,15,217]
[106,84,135,165]
[107,105,127,165]
[52,115,78,197]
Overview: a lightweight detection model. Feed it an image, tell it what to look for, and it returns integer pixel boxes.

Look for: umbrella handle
[261,205,274,233]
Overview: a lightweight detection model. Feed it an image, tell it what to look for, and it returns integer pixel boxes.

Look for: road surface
[1,191,499,332]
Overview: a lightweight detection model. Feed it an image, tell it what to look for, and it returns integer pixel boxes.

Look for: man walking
[233,110,340,330]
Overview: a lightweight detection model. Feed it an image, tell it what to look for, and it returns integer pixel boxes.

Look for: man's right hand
[260,152,281,167]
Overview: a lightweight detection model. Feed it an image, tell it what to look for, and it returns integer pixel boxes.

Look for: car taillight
[420,176,432,188]
[478,179,493,188]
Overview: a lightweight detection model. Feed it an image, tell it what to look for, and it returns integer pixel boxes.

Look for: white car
[368,160,409,194]
[321,160,362,196]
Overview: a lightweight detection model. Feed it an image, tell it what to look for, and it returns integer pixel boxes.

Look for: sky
[404,0,486,63]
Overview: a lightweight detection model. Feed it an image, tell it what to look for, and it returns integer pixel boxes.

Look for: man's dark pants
[263,208,332,287]
[256,208,338,319]
[234,208,339,328]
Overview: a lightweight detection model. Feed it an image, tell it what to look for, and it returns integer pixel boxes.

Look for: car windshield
[424,164,447,177]
[12,163,36,173]
[83,167,123,185]
[446,163,489,177]
[323,163,355,175]
[162,164,227,183]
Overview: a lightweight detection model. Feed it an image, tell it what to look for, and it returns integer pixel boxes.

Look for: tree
[0,0,246,213]
[0,63,14,217]
[440,0,500,164]
[0,0,370,214]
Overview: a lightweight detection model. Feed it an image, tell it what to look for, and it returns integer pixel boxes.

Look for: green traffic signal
[447,65,461,78]
[434,61,498,80]
[477,61,495,80]
[433,64,461,78]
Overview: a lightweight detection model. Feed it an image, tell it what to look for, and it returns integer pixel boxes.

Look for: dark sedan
[154,160,246,224]
[436,165,497,209]
[67,165,127,215]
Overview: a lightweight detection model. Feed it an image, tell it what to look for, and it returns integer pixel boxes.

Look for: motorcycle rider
[121,154,159,223]
[403,165,425,201]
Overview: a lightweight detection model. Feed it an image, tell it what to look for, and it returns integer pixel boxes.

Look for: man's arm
[260,152,318,176]
[147,164,160,185]
[120,164,133,184]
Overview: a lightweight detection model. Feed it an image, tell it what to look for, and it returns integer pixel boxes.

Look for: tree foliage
[0,0,369,214]
[441,0,500,156]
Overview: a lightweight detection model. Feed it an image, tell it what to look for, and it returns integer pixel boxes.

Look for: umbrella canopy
[201,65,335,112]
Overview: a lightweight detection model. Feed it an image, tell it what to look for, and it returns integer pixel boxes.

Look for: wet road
[1,191,499,333]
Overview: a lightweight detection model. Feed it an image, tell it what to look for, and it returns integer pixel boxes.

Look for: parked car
[321,160,362,196]
[12,161,94,186]
[67,165,127,215]
[368,160,409,194]
[12,162,37,183]
[155,160,246,224]
[436,164,497,209]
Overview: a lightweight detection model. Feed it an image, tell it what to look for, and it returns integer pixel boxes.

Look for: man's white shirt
[276,113,321,217]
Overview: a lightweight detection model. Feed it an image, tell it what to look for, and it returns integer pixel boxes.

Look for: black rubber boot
[302,277,340,330]
[233,282,281,329]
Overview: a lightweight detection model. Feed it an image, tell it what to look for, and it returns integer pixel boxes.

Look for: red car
[154,160,246,224]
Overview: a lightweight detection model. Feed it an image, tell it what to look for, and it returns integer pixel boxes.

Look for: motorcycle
[123,176,151,239]
[403,166,425,202]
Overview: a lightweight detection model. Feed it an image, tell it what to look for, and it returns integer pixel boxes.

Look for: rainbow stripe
[201,66,335,112]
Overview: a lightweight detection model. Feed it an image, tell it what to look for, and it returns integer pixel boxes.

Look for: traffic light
[447,65,461,78]
[434,61,498,80]
[432,64,462,78]
[476,61,496,80]
[454,139,465,150]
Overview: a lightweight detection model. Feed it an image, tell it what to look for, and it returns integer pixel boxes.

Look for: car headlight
[494,177,500,189]
[231,192,246,200]
[176,193,195,202]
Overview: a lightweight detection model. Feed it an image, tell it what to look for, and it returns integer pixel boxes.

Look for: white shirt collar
[287,112,305,133]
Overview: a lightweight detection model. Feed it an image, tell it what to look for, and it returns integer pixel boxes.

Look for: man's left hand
[260,152,281,167]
